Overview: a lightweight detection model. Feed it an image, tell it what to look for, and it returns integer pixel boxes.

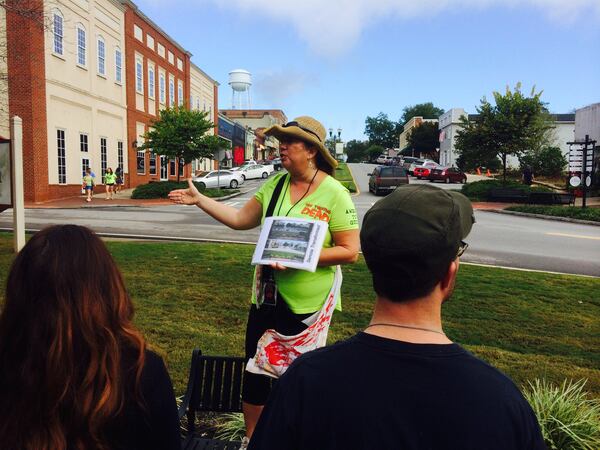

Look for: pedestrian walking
[523,165,534,185]
[82,168,94,202]
[168,116,359,445]
[104,167,116,200]
[115,166,124,193]
[249,185,546,450]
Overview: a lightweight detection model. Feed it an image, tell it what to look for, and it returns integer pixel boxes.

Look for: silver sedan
[192,170,245,189]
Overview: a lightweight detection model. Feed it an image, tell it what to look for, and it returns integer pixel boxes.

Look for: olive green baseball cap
[360,185,475,284]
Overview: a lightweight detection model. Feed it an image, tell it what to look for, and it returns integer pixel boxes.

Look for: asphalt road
[0,167,599,277]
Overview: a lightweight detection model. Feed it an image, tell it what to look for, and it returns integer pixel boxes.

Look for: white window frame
[137,149,146,175]
[149,151,157,175]
[79,133,88,152]
[135,58,144,94]
[57,129,66,184]
[148,65,155,99]
[177,80,183,107]
[134,24,143,41]
[159,71,166,104]
[81,157,90,177]
[157,43,165,58]
[117,141,124,171]
[76,24,86,67]
[97,36,106,76]
[100,137,107,177]
[169,77,174,106]
[115,47,123,84]
[53,11,64,56]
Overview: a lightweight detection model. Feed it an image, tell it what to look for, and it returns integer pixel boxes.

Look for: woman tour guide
[168,116,360,440]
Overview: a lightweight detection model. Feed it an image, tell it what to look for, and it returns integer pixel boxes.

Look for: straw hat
[264,116,338,169]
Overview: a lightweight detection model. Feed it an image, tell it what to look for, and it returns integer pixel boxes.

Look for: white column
[11,116,25,252]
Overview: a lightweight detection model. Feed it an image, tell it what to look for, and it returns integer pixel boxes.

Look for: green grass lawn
[0,234,598,398]
[333,163,357,193]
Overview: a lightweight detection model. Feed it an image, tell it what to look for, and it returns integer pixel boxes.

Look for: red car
[428,167,467,184]
[413,162,439,179]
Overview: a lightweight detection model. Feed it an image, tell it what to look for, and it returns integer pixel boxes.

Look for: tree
[345,139,369,163]
[139,107,224,182]
[455,83,554,181]
[364,113,403,148]
[366,145,385,162]
[401,102,445,124]
[407,122,440,161]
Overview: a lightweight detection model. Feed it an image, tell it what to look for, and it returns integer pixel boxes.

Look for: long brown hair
[0,225,146,450]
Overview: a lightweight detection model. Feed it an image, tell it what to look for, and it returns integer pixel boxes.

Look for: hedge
[461,180,552,201]
[506,205,600,222]
[131,181,237,199]
[334,163,357,193]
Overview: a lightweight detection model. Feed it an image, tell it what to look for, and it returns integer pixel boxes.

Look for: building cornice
[190,62,219,86]
[120,0,193,57]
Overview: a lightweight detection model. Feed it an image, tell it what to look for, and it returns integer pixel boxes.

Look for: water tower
[228,69,252,109]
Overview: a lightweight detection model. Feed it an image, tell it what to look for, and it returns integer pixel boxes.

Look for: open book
[251,216,328,272]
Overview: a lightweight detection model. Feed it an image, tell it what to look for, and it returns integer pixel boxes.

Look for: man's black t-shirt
[249,332,546,450]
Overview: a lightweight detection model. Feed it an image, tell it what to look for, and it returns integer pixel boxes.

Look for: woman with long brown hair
[0,225,181,450]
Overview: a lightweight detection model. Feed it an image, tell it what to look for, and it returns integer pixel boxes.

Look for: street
[0,166,599,277]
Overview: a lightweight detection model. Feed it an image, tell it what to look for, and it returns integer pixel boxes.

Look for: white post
[11,116,25,252]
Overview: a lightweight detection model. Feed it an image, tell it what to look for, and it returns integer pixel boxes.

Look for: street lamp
[328,127,342,159]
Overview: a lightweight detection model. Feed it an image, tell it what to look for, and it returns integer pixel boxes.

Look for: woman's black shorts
[242,300,313,405]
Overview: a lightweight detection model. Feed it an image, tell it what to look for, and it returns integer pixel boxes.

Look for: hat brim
[264,125,338,169]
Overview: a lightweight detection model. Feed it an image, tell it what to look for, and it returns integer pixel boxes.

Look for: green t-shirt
[83,175,94,187]
[105,173,117,184]
[253,173,359,313]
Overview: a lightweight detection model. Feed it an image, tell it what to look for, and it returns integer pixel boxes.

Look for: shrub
[506,206,600,222]
[524,379,600,450]
[131,181,236,199]
[520,146,568,178]
[460,180,552,201]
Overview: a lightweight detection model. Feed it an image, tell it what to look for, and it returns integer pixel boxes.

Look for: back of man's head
[360,185,475,302]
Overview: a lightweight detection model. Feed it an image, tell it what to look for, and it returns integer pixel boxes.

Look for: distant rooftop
[220,110,287,124]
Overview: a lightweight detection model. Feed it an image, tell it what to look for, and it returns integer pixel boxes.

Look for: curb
[346,164,360,196]
[480,208,600,226]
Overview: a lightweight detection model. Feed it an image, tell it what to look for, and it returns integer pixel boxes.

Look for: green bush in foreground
[506,206,600,223]
[214,413,246,441]
[131,181,236,199]
[524,379,600,450]
[461,179,552,201]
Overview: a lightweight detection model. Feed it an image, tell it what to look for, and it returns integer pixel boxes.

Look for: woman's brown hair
[0,225,146,450]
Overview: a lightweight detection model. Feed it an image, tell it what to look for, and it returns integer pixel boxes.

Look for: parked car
[408,159,437,175]
[401,156,419,171]
[376,155,394,165]
[428,166,467,184]
[413,162,440,179]
[192,170,244,189]
[239,163,274,180]
[231,160,257,172]
[368,165,409,195]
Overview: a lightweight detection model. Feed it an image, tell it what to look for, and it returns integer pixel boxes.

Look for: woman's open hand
[168,179,202,205]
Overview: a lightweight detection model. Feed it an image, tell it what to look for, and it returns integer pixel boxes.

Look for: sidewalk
[25,187,250,209]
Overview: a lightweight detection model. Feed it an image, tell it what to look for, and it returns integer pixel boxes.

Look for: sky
[136,0,600,142]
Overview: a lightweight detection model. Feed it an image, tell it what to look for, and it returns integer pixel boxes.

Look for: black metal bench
[179,349,246,450]
[487,188,529,203]
[528,192,575,206]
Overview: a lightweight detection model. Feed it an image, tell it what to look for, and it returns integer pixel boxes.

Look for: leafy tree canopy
[139,107,228,181]
[366,145,386,162]
[345,139,369,163]
[364,113,403,148]
[407,122,440,161]
[401,102,445,124]
[455,83,554,180]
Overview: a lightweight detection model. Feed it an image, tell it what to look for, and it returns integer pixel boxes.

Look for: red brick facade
[6,0,51,203]
[123,4,192,186]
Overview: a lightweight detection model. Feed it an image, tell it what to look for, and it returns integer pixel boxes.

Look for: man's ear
[440,258,459,292]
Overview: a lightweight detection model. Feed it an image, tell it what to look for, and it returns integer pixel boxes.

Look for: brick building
[5,0,218,202]
[7,0,129,202]
[122,0,193,184]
